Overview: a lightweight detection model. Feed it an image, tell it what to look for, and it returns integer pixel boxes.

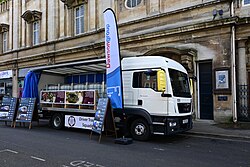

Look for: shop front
[0,70,13,101]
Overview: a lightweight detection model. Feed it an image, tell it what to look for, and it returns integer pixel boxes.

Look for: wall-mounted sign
[215,70,229,89]
[0,70,12,79]
[214,68,231,94]
[218,96,228,101]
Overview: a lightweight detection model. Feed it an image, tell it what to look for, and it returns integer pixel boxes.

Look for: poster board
[40,90,95,105]
[91,98,117,142]
[40,91,65,103]
[91,98,109,134]
[40,90,97,110]
[0,97,18,126]
[14,98,36,129]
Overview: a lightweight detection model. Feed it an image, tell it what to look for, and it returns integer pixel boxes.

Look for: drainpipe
[231,1,237,123]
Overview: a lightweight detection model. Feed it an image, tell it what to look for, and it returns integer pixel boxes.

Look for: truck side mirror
[157,70,166,92]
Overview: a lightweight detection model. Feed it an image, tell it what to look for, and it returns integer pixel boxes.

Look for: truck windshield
[169,68,191,98]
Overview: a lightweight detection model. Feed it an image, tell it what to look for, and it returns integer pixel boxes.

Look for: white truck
[38,56,193,141]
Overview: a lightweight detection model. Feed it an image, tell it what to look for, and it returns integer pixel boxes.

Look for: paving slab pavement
[185,120,250,141]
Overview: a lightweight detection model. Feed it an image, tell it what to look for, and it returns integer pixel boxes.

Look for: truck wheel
[130,118,150,141]
[51,113,64,130]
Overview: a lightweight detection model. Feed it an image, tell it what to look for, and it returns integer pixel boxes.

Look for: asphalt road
[0,120,249,167]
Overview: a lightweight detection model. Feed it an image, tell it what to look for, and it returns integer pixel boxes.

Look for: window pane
[76,18,80,34]
[75,5,84,35]
[33,31,37,44]
[80,16,84,33]
[3,32,7,52]
[76,8,79,17]
[244,0,250,4]
[133,71,157,91]
[132,0,136,7]
[169,68,191,98]
[126,0,142,8]
[80,5,84,15]
[33,22,39,45]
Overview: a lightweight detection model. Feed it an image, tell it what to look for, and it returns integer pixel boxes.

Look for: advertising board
[65,115,94,130]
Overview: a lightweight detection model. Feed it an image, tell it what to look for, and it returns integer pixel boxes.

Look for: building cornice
[60,0,88,8]
[119,0,229,28]
[0,16,239,68]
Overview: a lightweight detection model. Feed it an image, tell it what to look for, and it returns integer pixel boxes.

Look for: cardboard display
[0,97,18,126]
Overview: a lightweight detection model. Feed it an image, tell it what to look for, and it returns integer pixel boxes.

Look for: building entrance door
[199,61,213,119]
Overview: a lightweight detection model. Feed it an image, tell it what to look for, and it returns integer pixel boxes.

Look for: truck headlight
[169,122,177,127]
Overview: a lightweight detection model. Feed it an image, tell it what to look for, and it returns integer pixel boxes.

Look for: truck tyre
[130,118,150,141]
[51,113,64,130]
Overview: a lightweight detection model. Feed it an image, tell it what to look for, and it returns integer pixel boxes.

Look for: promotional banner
[65,115,94,130]
[104,8,123,109]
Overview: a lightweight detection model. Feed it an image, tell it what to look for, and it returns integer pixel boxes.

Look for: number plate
[182,119,188,124]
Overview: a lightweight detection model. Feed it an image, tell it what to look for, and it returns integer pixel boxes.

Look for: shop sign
[0,70,12,79]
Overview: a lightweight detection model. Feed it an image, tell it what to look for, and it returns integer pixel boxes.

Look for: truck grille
[178,103,191,113]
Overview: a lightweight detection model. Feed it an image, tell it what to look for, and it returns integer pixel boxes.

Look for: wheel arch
[124,108,153,133]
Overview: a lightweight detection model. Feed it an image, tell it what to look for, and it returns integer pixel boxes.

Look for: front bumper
[152,115,193,135]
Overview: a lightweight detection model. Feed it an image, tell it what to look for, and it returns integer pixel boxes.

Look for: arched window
[125,0,142,8]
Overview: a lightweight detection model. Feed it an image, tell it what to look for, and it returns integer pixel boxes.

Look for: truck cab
[117,56,192,140]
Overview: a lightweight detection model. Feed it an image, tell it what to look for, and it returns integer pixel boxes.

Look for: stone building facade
[0,0,250,122]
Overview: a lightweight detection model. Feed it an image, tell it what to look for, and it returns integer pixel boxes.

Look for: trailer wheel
[130,118,150,141]
[51,113,64,130]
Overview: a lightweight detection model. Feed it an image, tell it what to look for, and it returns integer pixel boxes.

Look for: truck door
[133,70,167,115]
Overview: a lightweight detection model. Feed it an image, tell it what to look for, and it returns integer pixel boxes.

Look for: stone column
[181,55,194,73]
[238,40,247,85]
[26,23,32,47]
[237,39,248,119]
[13,0,19,50]
[0,33,3,54]
[21,0,26,47]
[89,0,96,31]
[12,68,18,98]
[48,0,56,41]
[67,8,73,37]
[59,1,65,38]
